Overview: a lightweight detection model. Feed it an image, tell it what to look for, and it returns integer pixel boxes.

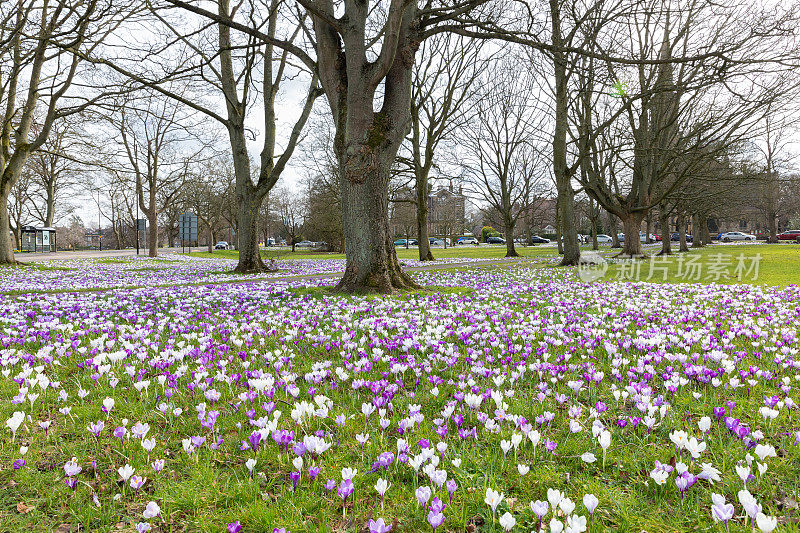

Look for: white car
[721,231,755,242]
[595,234,612,243]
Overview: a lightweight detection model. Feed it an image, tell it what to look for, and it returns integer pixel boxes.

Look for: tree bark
[416,177,434,261]
[45,180,56,227]
[620,212,645,257]
[234,189,268,273]
[610,214,621,248]
[504,217,519,257]
[701,217,712,245]
[658,208,672,255]
[767,207,778,243]
[147,211,158,257]
[691,213,703,248]
[336,162,420,293]
[551,0,580,266]
[677,212,689,252]
[0,187,17,263]
[555,202,564,255]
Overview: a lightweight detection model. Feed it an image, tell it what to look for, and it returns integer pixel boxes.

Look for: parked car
[408,239,418,245]
[295,240,315,247]
[487,236,506,244]
[617,232,654,243]
[457,236,478,245]
[670,232,693,242]
[393,239,408,246]
[720,231,756,242]
[777,230,800,241]
[595,234,612,243]
[530,235,550,244]
[214,241,229,249]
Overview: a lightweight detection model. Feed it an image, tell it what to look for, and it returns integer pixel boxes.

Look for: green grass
[1,260,799,531]
[596,244,800,286]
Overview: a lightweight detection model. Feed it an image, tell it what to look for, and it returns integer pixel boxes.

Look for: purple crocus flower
[228,521,242,533]
[64,458,82,477]
[248,431,261,451]
[338,479,354,502]
[675,471,697,493]
[13,459,25,469]
[308,466,321,480]
[446,479,457,501]
[289,471,301,490]
[368,518,393,533]
[416,486,432,507]
[324,479,336,491]
[427,510,445,532]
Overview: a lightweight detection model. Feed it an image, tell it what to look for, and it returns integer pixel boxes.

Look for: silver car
[720,232,755,242]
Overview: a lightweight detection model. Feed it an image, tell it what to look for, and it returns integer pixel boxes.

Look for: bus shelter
[20,225,57,252]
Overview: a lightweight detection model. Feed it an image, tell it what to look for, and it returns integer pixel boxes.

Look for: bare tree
[109,93,208,257]
[748,112,799,242]
[400,33,487,261]
[577,0,800,257]
[273,187,304,253]
[460,65,544,258]
[183,157,236,253]
[100,0,321,271]
[24,119,85,227]
[0,0,132,263]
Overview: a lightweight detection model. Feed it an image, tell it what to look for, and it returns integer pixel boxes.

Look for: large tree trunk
[45,182,55,227]
[336,162,420,293]
[558,192,580,265]
[767,208,777,243]
[701,217,712,245]
[504,217,519,258]
[658,208,672,255]
[12,226,20,252]
[620,212,645,257]
[147,211,158,257]
[0,187,18,264]
[551,0,579,266]
[416,178,434,260]
[677,212,689,252]
[234,190,268,273]
[609,213,621,248]
[691,213,703,248]
[555,202,564,255]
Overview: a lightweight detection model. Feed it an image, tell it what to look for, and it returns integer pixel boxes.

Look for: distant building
[428,185,466,237]
[390,183,466,238]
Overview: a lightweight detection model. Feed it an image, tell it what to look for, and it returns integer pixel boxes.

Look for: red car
[777,230,800,241]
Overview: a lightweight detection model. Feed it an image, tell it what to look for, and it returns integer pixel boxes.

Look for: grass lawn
[594,244,800,287]
[2,245,799,532]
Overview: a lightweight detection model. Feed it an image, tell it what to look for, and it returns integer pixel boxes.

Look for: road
[14,247,191,261]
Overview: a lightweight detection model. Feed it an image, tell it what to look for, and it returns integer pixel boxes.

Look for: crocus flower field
[1,255,799,532]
